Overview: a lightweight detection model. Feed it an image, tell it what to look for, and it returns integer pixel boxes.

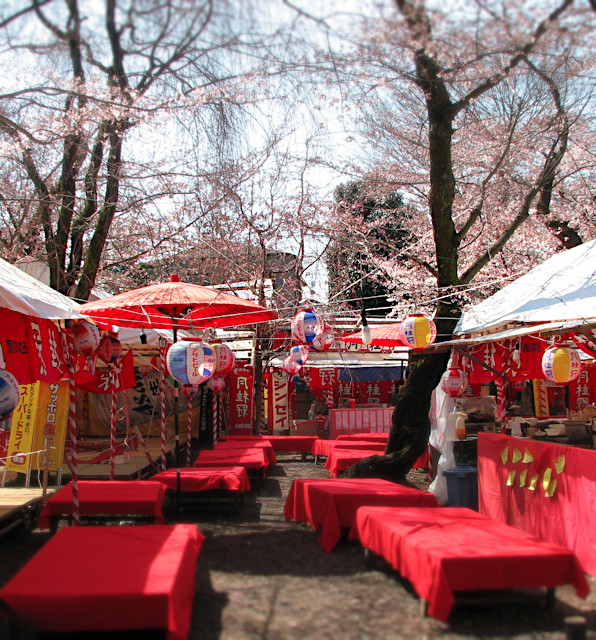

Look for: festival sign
[29,380,69,471]
[266,370,292,431]
[5,382,40,472]
[227,367,254,434]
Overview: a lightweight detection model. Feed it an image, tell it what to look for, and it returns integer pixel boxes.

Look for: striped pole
[110,365,117,480]
[65,323,79,526]
[212,390,218,446]
[496,377,506,430]
[187,393,193,467]
[159,339,167,471]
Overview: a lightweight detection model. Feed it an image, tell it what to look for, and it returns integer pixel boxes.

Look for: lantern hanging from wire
[97,335,123,364]
[440,368,469,398]
[167,340,216,386]
[207,374,226,393]
[290,345,310,365]
[0,369,21,421]
[291,309,323,344]
[282,355,301,376]
[541,345,582,383]
[398,315,437,349]
[213,343,235,375]
[310,323,335,352]
[73,320,101,356]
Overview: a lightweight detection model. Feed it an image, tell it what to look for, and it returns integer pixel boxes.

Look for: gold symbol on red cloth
[545,478,557,497]
[500,446,509,464]
[529,474,539,491]
[522,450,534,463]
[519,469,527,487]
[506,470,516,486]
[542,467,552,492]
[554,455,565,474]
[512,448,522,463]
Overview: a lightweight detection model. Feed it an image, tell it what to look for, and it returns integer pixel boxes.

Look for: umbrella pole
[173,326,181,515]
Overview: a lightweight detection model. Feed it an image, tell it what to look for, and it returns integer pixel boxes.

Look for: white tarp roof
[0,257,84,321]
[455,240,596,335]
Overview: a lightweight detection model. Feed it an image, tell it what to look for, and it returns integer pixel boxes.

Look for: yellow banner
[6,382,40,473]
[30,380,69,471]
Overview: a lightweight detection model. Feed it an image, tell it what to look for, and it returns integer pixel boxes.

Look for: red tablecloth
[149,466,251,492]
[312,439,386,458]
[284,478,440,552]
[349,506,590,622]
[336,433,389,442]
[478,432,596,576]
[193,448,269,477]
[214,439,277,464]
[0,524,204,639]
[219,434,317,453]
[324,448,380,477]
[37,480,166,529]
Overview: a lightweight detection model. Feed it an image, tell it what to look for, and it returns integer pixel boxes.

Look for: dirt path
[1,454,595,639]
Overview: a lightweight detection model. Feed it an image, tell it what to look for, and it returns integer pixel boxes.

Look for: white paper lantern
[541,345,581,383]
[167,340,216,386]
[0,369,20,420]
[213,343,235,375]
[398,315,437,349]
[310,322,335,352]
[282,355,301,375]
[290,345,310,365]
[73,320,101,356]
[440,368,469,397]
[207,375,226,392]
[291,309,322,344]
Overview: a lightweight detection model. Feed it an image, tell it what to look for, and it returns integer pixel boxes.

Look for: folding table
[37,479,166,532]
[284,478,440,552]
[349,505,590,622]
[0,524,204,639]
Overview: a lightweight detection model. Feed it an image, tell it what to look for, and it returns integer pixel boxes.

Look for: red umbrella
[78,274,278,512]
[340,322,406,347]
[78,274,277,330]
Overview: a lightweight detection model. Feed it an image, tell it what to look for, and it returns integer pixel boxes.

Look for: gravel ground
[1,453,595,639]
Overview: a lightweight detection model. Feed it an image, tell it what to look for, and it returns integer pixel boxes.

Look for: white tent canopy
[455,240,596,335]
[0,257,84,320]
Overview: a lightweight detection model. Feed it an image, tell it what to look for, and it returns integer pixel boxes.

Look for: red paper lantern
[213,343,235,375]
[440,368,468,397]
[207,375,226,392]
[73,320,101,356]
[282,356,301,375]
[180,384,199,399]
[97,336,123,364]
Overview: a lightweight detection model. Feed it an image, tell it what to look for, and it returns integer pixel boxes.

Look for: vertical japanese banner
[5,382,40,473]
[268,370,291,431]
[29,380,69,471]
[227,367,254,434]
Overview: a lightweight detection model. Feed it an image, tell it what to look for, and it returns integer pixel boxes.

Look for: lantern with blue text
[0,369,20,421]
[167,340,216,386]
[213,343,235,375]
[73,320,101,356]
[291,309,322,344]
[310,322,335,352]
[440,368,469,398]
[207,375,226,393]
[541,345,581,383]
[282,355,301,376]
[398,315,437,349]
[290,345,310,365]
[97,336,123,364]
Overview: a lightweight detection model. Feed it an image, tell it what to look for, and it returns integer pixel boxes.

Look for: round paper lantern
[310,324,335,352]
[0,369,20,420]
[291,309,322,344]
[282,355,301,375]
[97,336,123,363]
[73,320,101,356]
[290,345,310,365]
[207,375,226,392]
[398,315,437,349]
[542,345,581,383]
[213,343,235,375]
[180,384,199,399]
[440,368,469,397]
[167,340,216,386]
